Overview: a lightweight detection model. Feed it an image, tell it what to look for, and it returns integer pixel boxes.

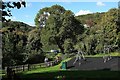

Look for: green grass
[0,70,5,77]
[16,58,73,79]
[1,58,72,79]
[2,52,120,79]
[18,70,120,79]
[21,57,71,75]
[85,52,120,57]
[17,56,120,79]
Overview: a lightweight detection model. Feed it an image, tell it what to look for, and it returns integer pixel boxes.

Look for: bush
[55,53,63,58]
[26,54,45,64]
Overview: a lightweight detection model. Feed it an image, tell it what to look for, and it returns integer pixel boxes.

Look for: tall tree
[2,29,27,67]
[100,8,119,50]
[26,28,43,57]
[35,5,84,54]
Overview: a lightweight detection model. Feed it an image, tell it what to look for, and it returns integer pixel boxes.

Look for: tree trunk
[54,37,65,54]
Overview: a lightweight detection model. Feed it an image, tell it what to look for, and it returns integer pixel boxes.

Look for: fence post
[28,64,30,71]
[15,66,17,73]
[23,65,24,71]
[6,67,12,79]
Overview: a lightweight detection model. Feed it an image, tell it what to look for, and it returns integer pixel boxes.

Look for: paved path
[67,56,120,71]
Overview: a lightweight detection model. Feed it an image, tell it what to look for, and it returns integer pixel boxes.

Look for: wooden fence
[5,60,61,73]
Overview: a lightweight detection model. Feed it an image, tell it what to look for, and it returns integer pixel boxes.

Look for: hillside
[75,12,105,27]
[2,21,35,32]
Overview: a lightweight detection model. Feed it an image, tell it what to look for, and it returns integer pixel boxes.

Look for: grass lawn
[17,56,120,80]
[85,52,120,57]
[0,70,2,77]
[18,70,120,80]
[19,58,72,74]
[2,52,120,79]
[0,70,5,77]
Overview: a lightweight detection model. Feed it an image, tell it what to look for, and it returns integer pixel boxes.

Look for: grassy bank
[17,56,120,79]
[18,70,120,79]
[0,70,5,77]
[20,57,71,75]
[2,52,120,79]
[85,52,120,57]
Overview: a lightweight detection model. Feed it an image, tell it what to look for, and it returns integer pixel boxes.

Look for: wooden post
[15,66,17,73]
[6,67,12,79]
[23,65,24,71]
[28,64,30,71]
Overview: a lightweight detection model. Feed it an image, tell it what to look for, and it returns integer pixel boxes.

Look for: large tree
[1,0,27,68]
[75,8,120,55]
[35,5,84,54]
[100,8,119,50]
[2,28,27,67]
[26,28,43,64]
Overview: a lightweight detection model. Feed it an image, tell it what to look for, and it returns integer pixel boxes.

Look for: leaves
[2,11,9,16]
[2,1,26,22]
[27,28,42,53]
[16,2,21,9]
[21,1,26,7]
[7,2,14,8]
[36,5,84,53]
[2,21,36,67]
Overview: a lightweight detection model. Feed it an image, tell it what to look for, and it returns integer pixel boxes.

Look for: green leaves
[2,29,27,67]
[36,5,84,53]
[27,28,42,53]
[2,1,26,22]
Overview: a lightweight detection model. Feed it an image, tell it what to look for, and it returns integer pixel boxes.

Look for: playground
[1,53,120,80]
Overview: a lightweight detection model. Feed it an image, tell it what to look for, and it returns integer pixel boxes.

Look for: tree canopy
[1,4,120,68]
[35,5,84,54]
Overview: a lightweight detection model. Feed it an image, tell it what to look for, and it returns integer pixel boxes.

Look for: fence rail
[5,60,61,73]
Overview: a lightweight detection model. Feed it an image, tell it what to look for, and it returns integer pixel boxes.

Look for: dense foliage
[75,8,120,54]
[35,5,120,55]
[1,4,120,68]
[35,5,84,53]
[1,1,26,22]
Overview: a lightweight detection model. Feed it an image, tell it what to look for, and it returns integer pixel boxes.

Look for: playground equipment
[73,50,86,66]
[103,45,112,63]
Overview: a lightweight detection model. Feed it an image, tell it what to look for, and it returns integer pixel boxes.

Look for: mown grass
[18,70,120,79]
[16,58,73,79]
[20,57,71,75]
[85,52,120,57]
[2,52,120,79]
[0,70,5,77]
[17,55,120,79]
[1,58,72,79]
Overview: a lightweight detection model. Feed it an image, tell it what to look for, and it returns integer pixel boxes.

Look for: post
[6,67,12,79]
[28,64,30,71]
[23,65,24,71]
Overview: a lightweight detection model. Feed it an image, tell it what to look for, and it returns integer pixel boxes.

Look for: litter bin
[61,62,67,69]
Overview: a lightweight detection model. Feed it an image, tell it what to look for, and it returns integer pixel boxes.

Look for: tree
[34,4,65,28]
[1,0,27,68]
[26,28,43,63]
[35,5,84,54]
[85,19,94,28]
[1,0,26,22]
[2,28,27,67]
[100,8,119,51]
[63,39,74,53]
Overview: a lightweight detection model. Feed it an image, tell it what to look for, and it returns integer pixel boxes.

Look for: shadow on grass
[67,65,74,69]
[11,70,120,80]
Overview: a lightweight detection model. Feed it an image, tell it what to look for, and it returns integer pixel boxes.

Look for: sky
[6,1,118,26]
